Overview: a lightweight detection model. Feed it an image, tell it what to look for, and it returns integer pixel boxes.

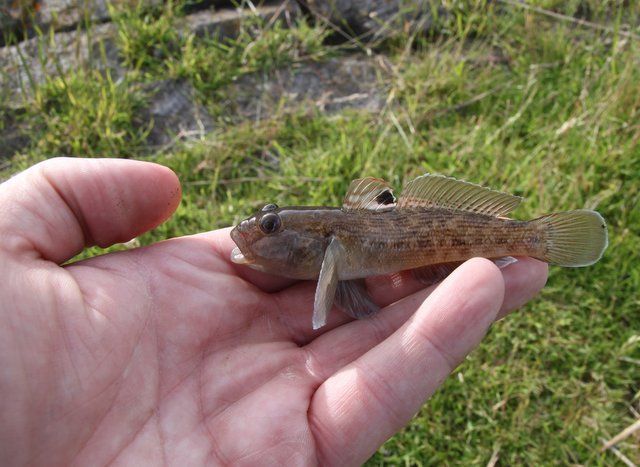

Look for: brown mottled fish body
[316,208,541,279]
[230,174,608,329]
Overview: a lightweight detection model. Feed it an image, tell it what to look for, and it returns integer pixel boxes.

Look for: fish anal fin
[335,279,380,319]
[412,257,518,286]
[493,256,518,269]
[312,238,342,330]
[397,174,522,217]
[343,177,396,211]
[412,262,463,286]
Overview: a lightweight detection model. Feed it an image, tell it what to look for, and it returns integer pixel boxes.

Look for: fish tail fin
[533,209,608,267]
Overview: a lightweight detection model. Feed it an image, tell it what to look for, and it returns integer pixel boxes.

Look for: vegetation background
[1,0,639,464]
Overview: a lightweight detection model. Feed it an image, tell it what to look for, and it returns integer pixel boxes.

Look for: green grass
[2,0,639,464]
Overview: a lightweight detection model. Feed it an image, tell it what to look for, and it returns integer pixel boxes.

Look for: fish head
[230,204,329,279]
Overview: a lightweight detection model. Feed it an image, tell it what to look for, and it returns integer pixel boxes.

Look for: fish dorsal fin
[396,174,522,216]
[343,177,396,211]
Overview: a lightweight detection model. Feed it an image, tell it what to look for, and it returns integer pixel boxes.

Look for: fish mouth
[230,223,257,265]
[230,246,254,265]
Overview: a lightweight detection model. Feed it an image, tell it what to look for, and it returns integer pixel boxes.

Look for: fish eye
[259,212,281,234]
[261,203,278,212]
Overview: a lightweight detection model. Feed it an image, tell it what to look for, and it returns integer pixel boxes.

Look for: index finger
[308,258,506,466]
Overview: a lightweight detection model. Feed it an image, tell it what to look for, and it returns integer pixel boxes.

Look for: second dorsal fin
[396,174,522,217]
[343,177,396,211]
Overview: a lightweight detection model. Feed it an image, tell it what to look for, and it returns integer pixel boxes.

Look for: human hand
[0,158,547,465]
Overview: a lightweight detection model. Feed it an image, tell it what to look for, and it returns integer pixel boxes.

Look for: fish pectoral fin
[412,257,519,286]
[335,279,380,319]
[312,238,343,330]
[342,177,396,211]
[397,174,522,217]
[411,262,463,286]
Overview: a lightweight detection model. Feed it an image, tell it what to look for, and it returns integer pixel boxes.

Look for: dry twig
[601,418,640,451]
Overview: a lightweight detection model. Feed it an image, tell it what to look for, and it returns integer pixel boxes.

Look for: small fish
[230,174,608,329]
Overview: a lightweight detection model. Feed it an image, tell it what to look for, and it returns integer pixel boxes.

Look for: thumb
[0,157,181,263]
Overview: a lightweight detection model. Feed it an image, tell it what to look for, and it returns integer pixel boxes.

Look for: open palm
[0,158,547,466]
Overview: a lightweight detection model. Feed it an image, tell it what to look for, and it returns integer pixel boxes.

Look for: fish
[230,174,608,330]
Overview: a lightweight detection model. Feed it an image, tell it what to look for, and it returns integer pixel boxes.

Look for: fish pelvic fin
[335,279,380,319]
[534,209,608,267]
[312,238,342,330]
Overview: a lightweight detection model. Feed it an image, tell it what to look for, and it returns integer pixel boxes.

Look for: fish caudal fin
[534,209,608,267]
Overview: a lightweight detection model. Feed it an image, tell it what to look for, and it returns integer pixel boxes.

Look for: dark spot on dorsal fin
[375,190,396,206]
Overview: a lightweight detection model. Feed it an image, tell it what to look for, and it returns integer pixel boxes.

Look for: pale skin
[0,158,548,466]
